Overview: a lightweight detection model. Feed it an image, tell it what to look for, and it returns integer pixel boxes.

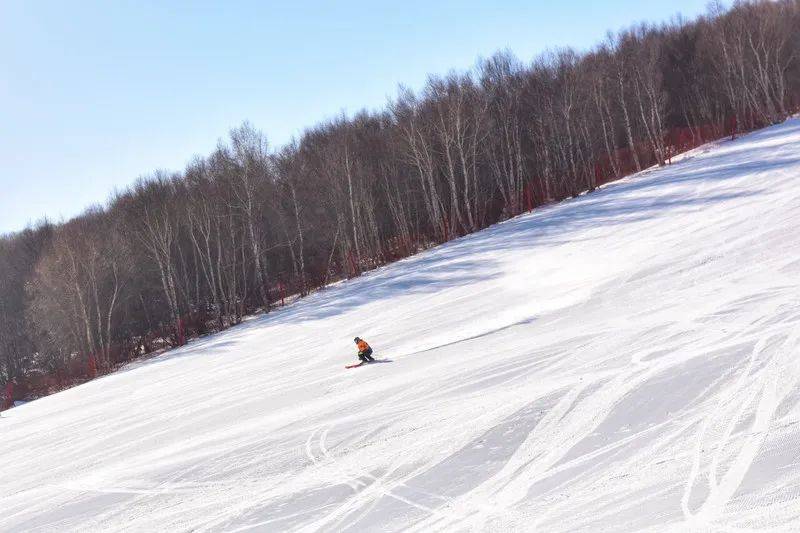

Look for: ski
[345,358,392,369]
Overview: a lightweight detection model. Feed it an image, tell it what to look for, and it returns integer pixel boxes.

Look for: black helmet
[354,337,361,343]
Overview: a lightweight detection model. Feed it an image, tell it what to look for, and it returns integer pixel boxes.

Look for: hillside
[3,118,800,532]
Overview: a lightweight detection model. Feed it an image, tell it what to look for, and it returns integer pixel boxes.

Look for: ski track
[3,119,800,531]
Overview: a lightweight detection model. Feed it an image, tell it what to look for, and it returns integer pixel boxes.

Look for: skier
[354,337,375,363]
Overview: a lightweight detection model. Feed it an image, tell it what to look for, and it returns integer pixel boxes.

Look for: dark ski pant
[358,347,375,362]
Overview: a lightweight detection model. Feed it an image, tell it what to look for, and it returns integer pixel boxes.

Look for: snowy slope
[4,119,800,532]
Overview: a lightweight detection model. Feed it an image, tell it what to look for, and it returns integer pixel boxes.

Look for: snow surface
[4,119,800,532]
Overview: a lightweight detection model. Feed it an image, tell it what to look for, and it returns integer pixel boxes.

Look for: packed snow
[3,119,800,532]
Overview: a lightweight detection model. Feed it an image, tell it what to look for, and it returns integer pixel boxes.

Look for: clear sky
[0,0,716,234]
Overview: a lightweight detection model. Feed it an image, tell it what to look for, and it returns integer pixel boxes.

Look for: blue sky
[0,0,716,233]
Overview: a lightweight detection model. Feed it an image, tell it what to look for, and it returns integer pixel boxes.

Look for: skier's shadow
[369,359,393,364]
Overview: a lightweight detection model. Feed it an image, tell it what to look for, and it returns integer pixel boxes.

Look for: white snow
[3,119,800,532]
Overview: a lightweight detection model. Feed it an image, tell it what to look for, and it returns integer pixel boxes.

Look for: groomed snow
[3,119,800,532]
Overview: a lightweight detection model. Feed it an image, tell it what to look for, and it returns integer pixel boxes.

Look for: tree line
[2,0,799,404]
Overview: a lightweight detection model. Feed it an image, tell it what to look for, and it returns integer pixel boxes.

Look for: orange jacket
[357,340,370,352]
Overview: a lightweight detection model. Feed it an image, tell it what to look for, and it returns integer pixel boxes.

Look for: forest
[2,0,799,405]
